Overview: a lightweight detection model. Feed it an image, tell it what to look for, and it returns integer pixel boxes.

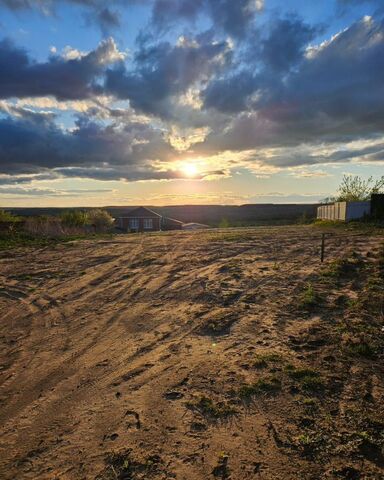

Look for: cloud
[260,15,319,72]
[105,35,232,118]
[0,185,115,196]
[0,37,124,100]
[0,0,263,37]
[0,109,184,181]
[0,0,129,32]
[1,6,384,188]
[151,0,263,38]
[201,15,319,113]
[197,16,384,159]
[202,71,257,113]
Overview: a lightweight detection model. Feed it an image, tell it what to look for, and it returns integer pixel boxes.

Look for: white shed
[317,201,370,221]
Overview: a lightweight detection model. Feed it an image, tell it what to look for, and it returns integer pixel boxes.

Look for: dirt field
[0,226,383,480]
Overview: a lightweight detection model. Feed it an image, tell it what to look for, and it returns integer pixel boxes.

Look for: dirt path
[0,227,383,479]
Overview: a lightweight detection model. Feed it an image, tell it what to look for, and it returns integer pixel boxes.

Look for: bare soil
[0,226,383,480]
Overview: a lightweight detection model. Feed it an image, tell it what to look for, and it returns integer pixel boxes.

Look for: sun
[181,162,198,177]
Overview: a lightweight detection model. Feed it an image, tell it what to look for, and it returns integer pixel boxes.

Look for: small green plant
[238,376,281,399]
[298,283,320,310]
[219,218,230,228]
[296,433,325,457]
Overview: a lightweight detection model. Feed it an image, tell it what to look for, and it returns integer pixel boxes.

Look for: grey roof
[123,207,162,218]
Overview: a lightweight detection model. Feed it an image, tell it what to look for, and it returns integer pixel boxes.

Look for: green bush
[87,209,114,232]
[60,210,89,227]
[0,210,21,223]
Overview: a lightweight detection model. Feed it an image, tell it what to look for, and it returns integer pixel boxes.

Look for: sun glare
[182,163,198,177]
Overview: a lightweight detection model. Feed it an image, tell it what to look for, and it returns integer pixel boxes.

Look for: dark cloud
[202,71,257,113]
[202,16,319,113]
[0,186,115,196]
[83,6,121,35]
[151,0,262,38]
[0,0,263,37]
[197,16,384,160]
[1,4,384,184]
[106,37,231,118]
[97,7,120,31]
[0,37,122,100]
[260,16,319,72]
[0,109,182,180]
[0,172,59,185]
[0,0,129,32]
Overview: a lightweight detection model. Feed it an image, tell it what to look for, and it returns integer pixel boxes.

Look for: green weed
[298,283,321,310]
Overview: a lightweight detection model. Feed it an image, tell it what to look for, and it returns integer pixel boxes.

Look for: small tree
[335,175,384,202]
[219,218,230,228]
[87,209,114,232]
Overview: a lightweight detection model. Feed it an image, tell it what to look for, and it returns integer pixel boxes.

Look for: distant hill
[7,204,317,226]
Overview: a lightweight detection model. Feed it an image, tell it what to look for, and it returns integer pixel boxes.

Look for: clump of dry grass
[100,450,163,479]
[198,312,237,336]
[186,396,237,419]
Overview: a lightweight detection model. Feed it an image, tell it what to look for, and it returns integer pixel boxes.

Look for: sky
[0,0,383,206]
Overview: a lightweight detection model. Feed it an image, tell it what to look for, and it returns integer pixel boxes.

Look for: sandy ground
[0,226,383,480]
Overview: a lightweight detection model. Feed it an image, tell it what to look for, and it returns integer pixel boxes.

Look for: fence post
[320,233,325,263]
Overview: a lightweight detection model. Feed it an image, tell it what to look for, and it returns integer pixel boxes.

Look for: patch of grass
[298,283,321,310]
[253,352,283,369]
[238,376,281,400]
[300,376,325,392]
[207,231,253,243]
[320,255,362,281]
[313,220,384,233]
[286,366,324,392]
[0,232,55,250]
[345,341,377,359]
[297,396,319,411]
[0,231,113,251]
[186,396,236,419]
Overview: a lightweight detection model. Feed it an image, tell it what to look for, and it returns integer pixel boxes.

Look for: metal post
[321,233,325,263]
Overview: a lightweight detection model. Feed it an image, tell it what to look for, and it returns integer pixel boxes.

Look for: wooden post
[321,233,325,263]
